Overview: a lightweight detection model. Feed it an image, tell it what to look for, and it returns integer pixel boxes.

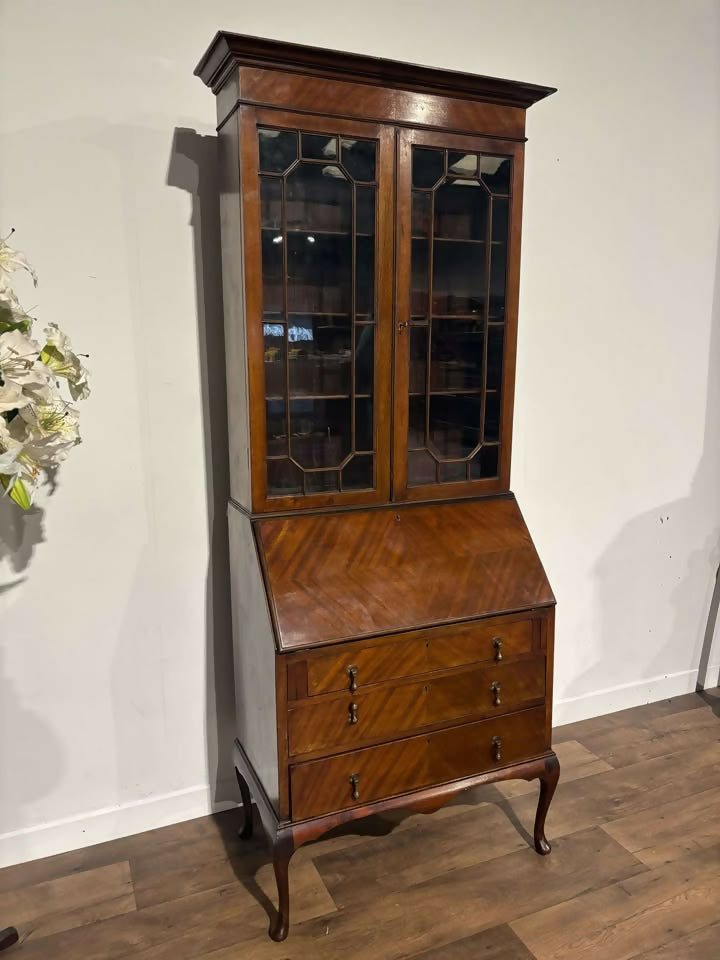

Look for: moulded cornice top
[195,31,556,108]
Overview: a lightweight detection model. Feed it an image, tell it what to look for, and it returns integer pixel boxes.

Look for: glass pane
[411,190,431,318]
[429,394,482,458]
[260,176,281,229]
[408,396,426,449]
[341,139,376,182]
[430,320,484,391]
[409,326,427,396]
[267,458,303,496]
[432,233,486,316]
[301,133,337,159]
[355,397,373,451]
[470,444,499,479]
[408,450,437,485]
[357,185,376,237]
[260,180,283,315]
[263,323,285,400]
[356,225,375,317]
[286,316,352,397]
[481,155,512,195]
[343,454,374,490]
[448,152,478,178]
[289,398,351,468]
[259,129,297,174]
[484,391,500,442]
[266,399,287,457]
[355,325,374,395]
[412,147,444,188]
[487,325,504,390]
[287,233,352,315]
[490,197,509,321]
[439,461,467,482]
[286,163,352,233]
[306,470,340,493]
[434,179,488,242]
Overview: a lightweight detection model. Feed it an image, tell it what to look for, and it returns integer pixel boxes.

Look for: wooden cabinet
[196,31,558,941]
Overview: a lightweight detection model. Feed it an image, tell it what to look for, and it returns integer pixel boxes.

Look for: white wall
[1,0,719,866]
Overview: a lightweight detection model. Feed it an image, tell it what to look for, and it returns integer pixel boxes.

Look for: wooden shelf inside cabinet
[197,29,557,942]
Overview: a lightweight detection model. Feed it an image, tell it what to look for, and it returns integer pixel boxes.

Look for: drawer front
[288,656,545,756]
[291,706,548,820]
[303,616,535,697]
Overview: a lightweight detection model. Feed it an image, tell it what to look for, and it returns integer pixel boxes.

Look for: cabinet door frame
[392,127,525,502]
[240,106,394,513]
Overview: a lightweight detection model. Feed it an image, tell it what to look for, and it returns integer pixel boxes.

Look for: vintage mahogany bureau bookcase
[196,32,558,941]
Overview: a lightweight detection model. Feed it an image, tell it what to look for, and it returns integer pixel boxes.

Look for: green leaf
[0,475,31,509]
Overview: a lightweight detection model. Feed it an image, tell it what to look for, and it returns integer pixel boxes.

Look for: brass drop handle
[397,320,409,332]
[492,637,503,661]
[349,773,361,801]
[348,702,359,725]
[347,664,358,692]
[491,681,501,707]
[492,736,502,762]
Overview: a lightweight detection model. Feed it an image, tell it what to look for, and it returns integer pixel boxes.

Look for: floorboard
[0,688,717,959]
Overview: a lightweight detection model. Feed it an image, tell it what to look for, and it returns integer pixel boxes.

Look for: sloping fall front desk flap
[253,495,554,652]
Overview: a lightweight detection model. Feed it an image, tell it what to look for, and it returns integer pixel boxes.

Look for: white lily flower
[0,382,30,413]
[0,233,38,288]
[18,399,80,445]
[0,417,24,475]
[41,322,90,401]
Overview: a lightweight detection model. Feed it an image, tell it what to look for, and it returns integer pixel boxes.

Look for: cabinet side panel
[228,505,279,812]
[218,114,252,509]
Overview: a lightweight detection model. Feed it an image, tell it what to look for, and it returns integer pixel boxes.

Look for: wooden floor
[1,688,719,959]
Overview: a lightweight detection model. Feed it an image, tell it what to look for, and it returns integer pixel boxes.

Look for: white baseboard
[0,780,238,870]
[2,667,719,870]
[553,663,720,727]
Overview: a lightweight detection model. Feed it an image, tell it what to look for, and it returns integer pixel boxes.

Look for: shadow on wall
[0,497,45,580]
[167,128,236,806]
[565,232,720,714]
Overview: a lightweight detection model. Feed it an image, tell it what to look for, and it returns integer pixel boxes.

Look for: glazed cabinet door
[241,108,394,511]
[392,129,524,501]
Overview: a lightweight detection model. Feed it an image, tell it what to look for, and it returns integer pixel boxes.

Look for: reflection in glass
[343,454,374,490]
[448,152,478,178]
[429,395,482,458]
[290,397,352,468]
[259,129,297,173]
[306,470,340,493]
[434,180,488,242]
[412,147,445,188]
[408,450,437,485]
[301,133,337,159]
[480,155,512,194]
[263,324,285,399]
[341,139,376,182]
[430,321,483,391]
[267,459,303,495]
[355,326,374,395]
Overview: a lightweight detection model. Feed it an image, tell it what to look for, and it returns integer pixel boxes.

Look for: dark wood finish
[195,31,556,107]
[198,33,559,940]
[288,656,546,757]
[291,706,548,819]
[223,66,530,141]
[0,928,18,952]
[256,497,554,649]
[299,613,537,696]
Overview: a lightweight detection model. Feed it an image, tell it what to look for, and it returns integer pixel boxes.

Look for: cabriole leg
[269,829,295,942]
[234,767,254,840]
[534,752,560,855]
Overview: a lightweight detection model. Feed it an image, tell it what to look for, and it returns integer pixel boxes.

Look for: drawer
[290,706,548,820]
[302,615,536,697]
[288,656,545,756]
